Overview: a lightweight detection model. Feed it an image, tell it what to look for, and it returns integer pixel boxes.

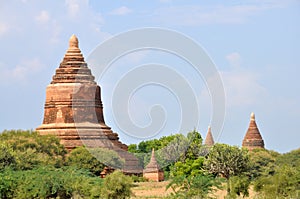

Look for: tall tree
[205,143,250,194]
[205,144,250,180]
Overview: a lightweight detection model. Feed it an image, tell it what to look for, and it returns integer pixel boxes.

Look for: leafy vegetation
[66,146,125,176]
[101,170,134,199]
[253,148,300,199]
[1,129,299,198]
[0,130,133,199]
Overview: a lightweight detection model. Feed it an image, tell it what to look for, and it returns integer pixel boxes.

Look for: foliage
[170,157,204,177]
[185,130,204,159]
[128,134,187,167]
[66,146,105,176]
[205,144,250,180]
[2,129,300,199]
[248,148,279,179]
[254,165,300,199]
[131,175,148,182]
[276,148,300,168]
[0,130,67,169]
[227,175,250,198]
[0,166,103,199]
[101,170,134,199]
[166,174,222,199]
[0,143,17,170]
[251,148,300,198]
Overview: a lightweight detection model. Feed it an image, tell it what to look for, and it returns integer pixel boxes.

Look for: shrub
[101,170,134,199]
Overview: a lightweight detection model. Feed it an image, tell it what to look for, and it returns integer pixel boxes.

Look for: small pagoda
[36,35,142,174]
[204,126,214,147]
[242,112,265,151]
[143,149,164,182]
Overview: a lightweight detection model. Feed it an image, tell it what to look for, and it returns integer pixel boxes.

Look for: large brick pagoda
[242,112,265,151]
[37,35,142,174]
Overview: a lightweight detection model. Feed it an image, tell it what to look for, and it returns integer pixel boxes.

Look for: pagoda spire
[145,148,160,171]
[204,126,214,146]
[143,148,164,181]
[242,112,265,150]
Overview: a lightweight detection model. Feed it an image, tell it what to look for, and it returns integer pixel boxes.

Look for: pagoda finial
[69,34,79,48]
[251,112,255,121]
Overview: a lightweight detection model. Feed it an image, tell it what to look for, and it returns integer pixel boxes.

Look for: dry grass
[131,181,173,198]
[131,181,258,199]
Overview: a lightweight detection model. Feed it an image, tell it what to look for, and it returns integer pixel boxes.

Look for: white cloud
[221,53,267,107]
[226,52,242,69]
[49,20,62,44]
[65,0,89,18]
[200,52,267,109]
[35,10,50,24]
[109,6,132,16]
[0,58,45,84]
[221,70,266,107]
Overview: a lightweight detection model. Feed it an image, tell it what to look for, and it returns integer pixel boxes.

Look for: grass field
[131,181,257,199]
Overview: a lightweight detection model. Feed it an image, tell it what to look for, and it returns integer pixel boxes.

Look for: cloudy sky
[0,0,299,153]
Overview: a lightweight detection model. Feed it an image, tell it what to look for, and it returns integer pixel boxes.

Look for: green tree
[205,144,250,180]
[127,144,138,153]
[0,130,67,170]
[276,148,300,168]
[170,157,204,177]
[0,166,103,199]
[254,165,300,199]
[227,175,250,198]
[101,170,133,199]
[185,130,204,160]
[66,146,105,176]
[67,146,125,176]
[167,174,222,199]
[249,148,279,179]
[205,143,250,194]
[0,143,17,170]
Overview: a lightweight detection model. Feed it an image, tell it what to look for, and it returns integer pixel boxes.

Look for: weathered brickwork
[37,35,142,174]
[143,149,164,182]
[242,113,265,151]
[204,126,214,147]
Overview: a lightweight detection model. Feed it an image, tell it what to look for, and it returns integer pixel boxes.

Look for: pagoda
[242,112,265,150]
[37,35,142,174]
[143,149,164,182]
[204,126,214,147]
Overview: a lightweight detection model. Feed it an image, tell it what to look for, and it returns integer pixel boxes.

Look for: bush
[101,170,134,199]
[227,175,250,198]
[0,166,103,199]
[131,175,148,182]
[0,130,67,170]
[167,174,222,199]
[66,146,105,176]
[254,165,300,199]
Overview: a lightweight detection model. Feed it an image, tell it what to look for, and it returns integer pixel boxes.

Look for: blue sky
[0,0,299,153]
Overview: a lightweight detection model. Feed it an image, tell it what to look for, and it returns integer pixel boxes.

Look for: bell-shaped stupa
[242,112,265,151]
[37,35,142,174]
